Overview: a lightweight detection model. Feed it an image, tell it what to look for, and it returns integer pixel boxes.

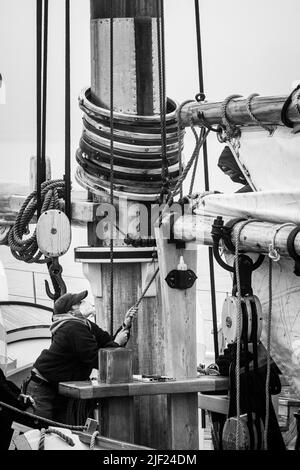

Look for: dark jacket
[33,320,118,384]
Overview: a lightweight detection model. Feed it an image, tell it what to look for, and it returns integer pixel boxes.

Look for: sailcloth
[198,125,300,397]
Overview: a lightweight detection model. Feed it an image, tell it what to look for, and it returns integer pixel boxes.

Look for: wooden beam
[179,95,300,128]
[173,214,300,257]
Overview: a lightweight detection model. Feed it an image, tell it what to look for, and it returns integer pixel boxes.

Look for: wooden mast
[85,0,194,450]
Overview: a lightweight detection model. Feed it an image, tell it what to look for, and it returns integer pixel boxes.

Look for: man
[218,145,252,193]
[25,290,136,423]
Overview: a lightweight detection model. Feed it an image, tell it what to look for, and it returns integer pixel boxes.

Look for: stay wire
[156,0,169,197]
[64,0,71,220]
[41,0,48,188]
[36,0,43,218]
[194,0,219,360]
[109,5,114,336]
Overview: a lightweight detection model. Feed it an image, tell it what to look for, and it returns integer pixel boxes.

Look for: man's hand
[123,306,138,328]
[19,394,36,409]
[114,328,130,347]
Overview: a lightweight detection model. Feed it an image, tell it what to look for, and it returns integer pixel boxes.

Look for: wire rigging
[194,0,219,360]
[64,0,71,220]
[109,4,114,336]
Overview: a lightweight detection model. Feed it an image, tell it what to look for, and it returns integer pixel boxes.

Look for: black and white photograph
[0,0,299,456]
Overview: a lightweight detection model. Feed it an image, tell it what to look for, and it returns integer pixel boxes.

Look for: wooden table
[59,376,229,400]
[59,376,229,449]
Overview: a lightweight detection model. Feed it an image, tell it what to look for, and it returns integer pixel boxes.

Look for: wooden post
[155,223,199,450]
[99,348,135,443]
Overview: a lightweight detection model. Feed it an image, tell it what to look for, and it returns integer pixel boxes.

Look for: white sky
[1,0,300,192]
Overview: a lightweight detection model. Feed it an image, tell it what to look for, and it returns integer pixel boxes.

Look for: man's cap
[53,291,88,315]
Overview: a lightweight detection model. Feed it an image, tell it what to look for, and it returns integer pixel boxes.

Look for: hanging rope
[64,0,71,220]
[0,399,87,431]
[158,127,210,226]
[233,219,261,449]
[7,180,65,264]
[264,257,273,449]
[109,4,114,337]
[38,427,75,450]
[194,0,219,361]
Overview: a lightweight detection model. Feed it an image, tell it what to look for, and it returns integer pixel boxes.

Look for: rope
[89,430,99,450]
[264,258,273,449]
[156,0,169,199]
[38,427,75,450]
[7,180,65,264]
[41,0,48,193]
[177,100,194,200]
[221,94,242,140]
[233,219,260,449]
[135,266,159,309]
[268,223,296,262]
[245,93,276,135]
[0,400,87,431]
[158,128,210,226]
[109,6,114,337]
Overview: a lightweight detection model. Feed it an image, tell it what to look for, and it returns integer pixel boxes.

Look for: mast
[81,0,199,449]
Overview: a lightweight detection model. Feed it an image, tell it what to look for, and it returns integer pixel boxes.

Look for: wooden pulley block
[36,210,71,258]
[244,296,263,342]
[222,413,265,450]
[222,295,263,345]
[222,415,250,450]
[221,297,251,345]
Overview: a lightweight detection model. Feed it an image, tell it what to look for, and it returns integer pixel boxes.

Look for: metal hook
[45,258,67,301]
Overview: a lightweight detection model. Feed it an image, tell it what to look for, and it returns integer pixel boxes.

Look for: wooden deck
[0,302,52,333]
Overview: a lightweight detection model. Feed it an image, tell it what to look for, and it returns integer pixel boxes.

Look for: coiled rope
[7,179,65,263]
[0,399,87,431]
[38,427,75,450]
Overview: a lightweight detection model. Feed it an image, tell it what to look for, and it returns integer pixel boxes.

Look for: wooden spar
[173,214,300,257]
[179,94,300,128]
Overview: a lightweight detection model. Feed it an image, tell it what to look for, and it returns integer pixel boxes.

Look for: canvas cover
[199,125,300,397]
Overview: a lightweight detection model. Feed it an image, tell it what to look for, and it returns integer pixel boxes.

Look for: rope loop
[221,94,243,140]
[246,93,276,135]
[38,427,75,450]
[268,223,296,262]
